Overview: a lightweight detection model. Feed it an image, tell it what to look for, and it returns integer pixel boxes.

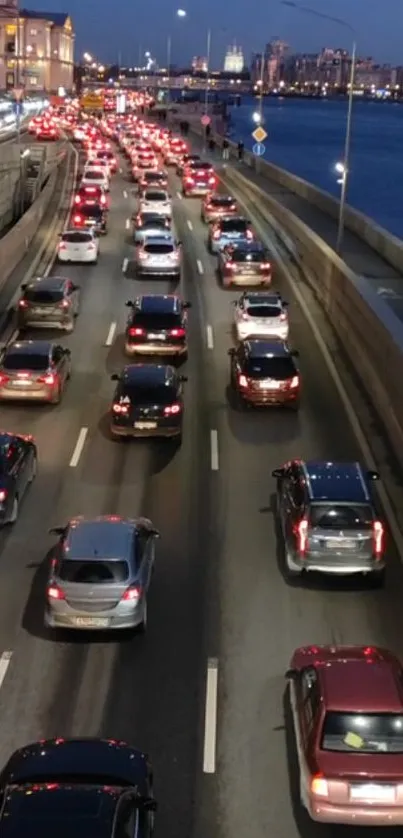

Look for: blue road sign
[252,142,265,156]
[12,101,23,117]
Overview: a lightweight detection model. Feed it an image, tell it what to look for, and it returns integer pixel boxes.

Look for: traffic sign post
[252,142,266,157]
[12,101,23,117]
[201,114,211,126]
[13,86,24,102]
[252,126,267,144]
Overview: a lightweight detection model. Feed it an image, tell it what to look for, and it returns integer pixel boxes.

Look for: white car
[86,157,111,177]
[57,229,99,264]
[81,169,109,191]
[233,291,289,341]
[139,189,172,217]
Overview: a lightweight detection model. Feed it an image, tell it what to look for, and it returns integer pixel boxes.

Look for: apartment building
[0,2,74,92]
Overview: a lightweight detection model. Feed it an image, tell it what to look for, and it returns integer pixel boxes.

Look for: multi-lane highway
[0,136,401,838]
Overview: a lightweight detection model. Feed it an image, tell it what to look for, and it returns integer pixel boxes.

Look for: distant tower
[224,42,244,73]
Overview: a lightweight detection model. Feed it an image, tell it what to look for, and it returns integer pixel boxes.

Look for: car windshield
[233,250,265,263]
[59,559,129,583]
[62,232,92,243]
[133,313,182,328]
[244,357,295,379]
[246,305,281,318]
[144,243,174,254]
[3,352,48,371]
[96,151,113,159]
[221,219,247,232]
[144,191,167,201]
[144,173,165,181]
[80,206,102,218]
[321,712,403,753]
[24,288,64,303]
[190,162,212,171]
[120,384,178,404]
[210,198,235,207]
[310,504,373,529]
[84,171,103,180]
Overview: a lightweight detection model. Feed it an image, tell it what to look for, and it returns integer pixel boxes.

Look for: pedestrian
[237,141,244,162]
[205,123,211,139]
[222,137,229,161]
[209,138,215,153]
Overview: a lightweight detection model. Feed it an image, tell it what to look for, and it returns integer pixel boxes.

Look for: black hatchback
[125,295,191,359]
[110,364,187,440]
[71,204,107,234]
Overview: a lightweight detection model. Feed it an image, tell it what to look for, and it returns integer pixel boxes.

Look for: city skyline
[20,0,403,69]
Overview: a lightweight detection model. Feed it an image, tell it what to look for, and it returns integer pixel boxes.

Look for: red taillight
[213,230,220,239]
[38,373,56,385]
[122,585,142,601]
[208,177,215,184]
[0,374,9,385]
[73,214,82,224]
[58,243,67,250]
[246,229,253,240]
[112,403,129,415]
[100,195,106,205]
[311,774,328,797]
[60,300,69,309]
[47,584,65,600]
[297,519,308,553]
[129,327,145,337]
[168,328,185,337]
[238,374,248,388]
[87,243,96,251]
[18,299,28,307]
[185,177,194,184]
[226,262,236,271]
[373,520,384,557]
[164,403,181,415]
[279,312,287,322]
[0,489,7,503]
[289,376,299,389]
[260,262,271,270]
[74,195,81,204]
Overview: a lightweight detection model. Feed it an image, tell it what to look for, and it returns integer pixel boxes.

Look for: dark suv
[272,459,385,584]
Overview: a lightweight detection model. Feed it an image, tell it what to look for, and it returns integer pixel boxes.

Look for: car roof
[143,236,174,246]
[122,364,176,387]
[143,188,167,195]
[64,517,136,560]
[320,657,403,713]
[0,786,117,838]
[303,461,371,503]
[137,295,180,314]
[231,242,264,251]
[243,293,281,306]
[219,215,248,223]
[244,338,291,357]
[25,276,67,292]
[209,195,235,202]
[5,340,52,356]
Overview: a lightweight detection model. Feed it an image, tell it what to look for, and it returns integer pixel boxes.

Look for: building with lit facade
[192,56,207,73]
[0,1,74,92]
[224,43,244,73]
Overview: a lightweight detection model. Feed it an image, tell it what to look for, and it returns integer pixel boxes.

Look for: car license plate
[33,308,50,314]
[350,784,395,802]
[13,379,31,386]
[135,421,157,429]
[259,380,281,389]
[326,539,355,549]
[73,617,110,628]
[148,333,166,340]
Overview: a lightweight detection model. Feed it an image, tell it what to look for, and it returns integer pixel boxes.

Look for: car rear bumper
[18,316,74,330]
[111,421,182,438]
[58,251,97,262]
[240,389,299,407]
[125,342,187,356]
[224,272,272,287]
[286,552,386,575]
[236,326,289,341]
[309,800,403,826]
[136,265,180,276]
[45,605,145,630]
[184,186,210,196]
[0,388,54,402]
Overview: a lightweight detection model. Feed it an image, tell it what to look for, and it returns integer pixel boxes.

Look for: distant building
[0,1,74,92]
[192,55,207,73]
[224,43,244,73]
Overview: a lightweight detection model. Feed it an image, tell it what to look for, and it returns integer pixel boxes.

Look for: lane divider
[176,191,182,200]
[125,218,130,230]
[197,259,204,275]
[105,322,116,347]
[210,429,219,471]
[122,257,128,273]
[0,651,12,693]
[206,325,214,350]
[203,657,219,774]
[123,190,128,199]
[187,219,193,231]
[69,427,88,468]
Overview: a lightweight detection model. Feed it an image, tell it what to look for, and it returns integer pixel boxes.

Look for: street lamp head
[335,161,345,173]
[177,8,187,16]
[252,111,261,123]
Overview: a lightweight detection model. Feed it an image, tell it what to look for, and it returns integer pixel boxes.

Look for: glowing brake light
[213,230,220,239]
[38,374,56,385]
[373,520,384,557]
[289,376,299,389]
[238,374,248,388]
[18,299,28,307]
[73,214,82,224]
[246,229,253,240]
[260,262,271,270]
[297,519,308,552]
[112,403,129,415]
[279,312,287,322]
[311,775,328,797]
[129,327,145,336]
[185,177,194,184]
[169,328,185,337]
[226,262,236,270]
[0,490,8,503]
[74,195,81,204]
[122,585,142,601]
[164,403,181,415]
[47,584,65,600]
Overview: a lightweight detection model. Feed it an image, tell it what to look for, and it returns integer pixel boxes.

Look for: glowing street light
[177,8,187,16]
[83,52,92,63]
[252,110,261,123]
[335,161,346,184]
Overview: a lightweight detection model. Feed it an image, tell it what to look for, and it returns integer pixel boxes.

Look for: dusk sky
[22,0,402,67]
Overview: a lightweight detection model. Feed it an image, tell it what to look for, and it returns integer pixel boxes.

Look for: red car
[74,184,108,210]
[182,162,216,196]
[287,645,403,826]
[36,121,58,140]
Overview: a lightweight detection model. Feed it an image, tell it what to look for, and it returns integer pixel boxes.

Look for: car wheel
[29,455,37,483]
[9,496,18,524]
[52,384,62,405]
[367,569,385,589]
[65,321,74,333]
[138,599,147,633]
[285,550,302,579]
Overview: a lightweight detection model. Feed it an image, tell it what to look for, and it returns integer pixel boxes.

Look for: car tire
[52,385,62,405]
[9,496,18,524]
[367,570,385,589]
[29,455,37,483]
[138,599,147,633]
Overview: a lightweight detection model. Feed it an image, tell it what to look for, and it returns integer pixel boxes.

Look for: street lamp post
[166,34,171,106]
[257,49,265,123]
[203,28,211,150]
[282,1,357,255]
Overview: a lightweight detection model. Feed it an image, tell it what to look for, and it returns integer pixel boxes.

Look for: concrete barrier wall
[223,166,403,471]
[189,121,403,276]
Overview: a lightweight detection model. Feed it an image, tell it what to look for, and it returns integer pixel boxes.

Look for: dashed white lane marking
[105,322,117,347]
[122,257,128,273]
[206,325,214,349]
[203,658,219,774]
[0,651,12,691]
[125,218,130,230]
[197,259,204,275]
[187,219,193,230]
[119,167,123,174]
[123,190,128,198]
[69,427,88,468]
[210,430,219,471]
[176,191,182,200]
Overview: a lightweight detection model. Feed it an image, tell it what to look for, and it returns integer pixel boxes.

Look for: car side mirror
[283,301,289,307]
[111,373,120,381]
[177,240,182,246]
[71,284,79,291]
[64,349,71,356]
[272,468,284,478]
[20,283,28,290]
[291,350,299,357]
[179,375,188,382]
[285,668,298,680]
[125,300,134,307]
[367,470,380,481]
[228,348,235,356]
[49,526,66,537]
[150,529,160,538]
[183,302,191,309]
[232,300,237,305]
[140,798,158,812]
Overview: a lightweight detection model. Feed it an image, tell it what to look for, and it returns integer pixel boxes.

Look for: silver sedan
[135,236,182,278]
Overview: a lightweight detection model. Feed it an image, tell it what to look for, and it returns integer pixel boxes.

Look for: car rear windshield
[244,357,295,379]
[144,191,167,201]
[144,243,174,254]
[84,171,102,179]
[310,504,373,529]
[62,232,92,243]
[321,712,403,753]
[210,197,234,207]
[121,384,178,404]
[3,352,48,370]
[133,313,182,328]
[96,151,113,159]
[247,305,281,318]
[233,250,265,263]
[144,173,165,180]
[191,162,212,171]
[24,289,64,303]
[221,219,247,232]
[59,559,129,583]
[81,206,102,218]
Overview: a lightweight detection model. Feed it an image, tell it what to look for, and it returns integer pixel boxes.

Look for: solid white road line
[105,322,116,347]
[203,658,219,774]
[122,257,128,273]
[197,259,204,275]
[206,325,214,349]
[125,218,130,230]
[123,190,128,198]
[210,430,219,471]
[69,427,88,468]
[0,651,12,691]
[176,191,182,200]
[187,219,193,230]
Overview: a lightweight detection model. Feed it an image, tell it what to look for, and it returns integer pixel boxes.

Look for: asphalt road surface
[0,140,401,838]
